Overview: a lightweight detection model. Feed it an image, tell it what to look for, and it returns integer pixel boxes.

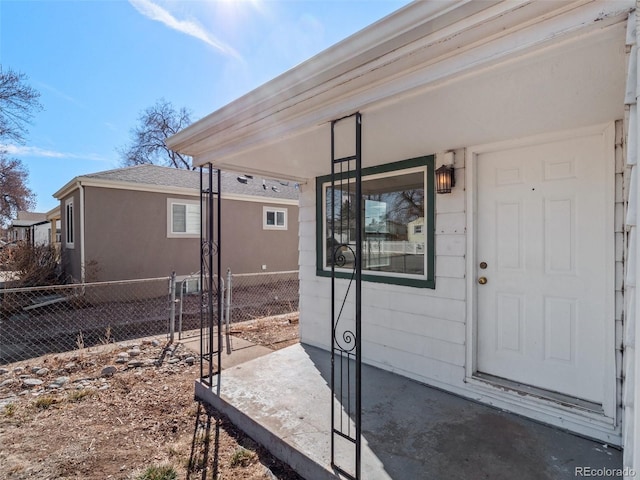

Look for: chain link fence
[0,277,172,365]
[176,270,299,339]
[0,270,299,365]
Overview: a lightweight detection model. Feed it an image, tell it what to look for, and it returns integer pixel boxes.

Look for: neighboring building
[7,211,48,245]
[52,164,299,282]
[46,206,61,247]
[167,0,640,472]
[406,218,424,244]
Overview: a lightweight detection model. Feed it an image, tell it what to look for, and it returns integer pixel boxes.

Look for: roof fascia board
[167,0,488,151]
[54,173,297,203]
[46,206,60,219]
[169,0,612,156]
[12,220,45,227]
[173,1,533,152]
[53,178,81,199]
[190,1,631,167]
[53,176,199,198]
[196,160,310,184]
[222,192,298,206]
[80,179,200,197]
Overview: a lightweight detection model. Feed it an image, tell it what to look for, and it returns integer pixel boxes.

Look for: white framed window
[167,198,200,238]
[263,206,288,230]
[65,198,74,248]
[414,225,423,234]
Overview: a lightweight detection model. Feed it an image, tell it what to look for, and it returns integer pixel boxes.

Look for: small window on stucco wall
[65,198,74,248]
[316,155,435,288]
[167,198,200,238]
[263,206,288,230]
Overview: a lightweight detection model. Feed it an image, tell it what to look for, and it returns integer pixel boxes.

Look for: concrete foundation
[196,344,623,480]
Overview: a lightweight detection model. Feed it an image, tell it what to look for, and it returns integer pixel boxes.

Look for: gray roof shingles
[81,164,299,201]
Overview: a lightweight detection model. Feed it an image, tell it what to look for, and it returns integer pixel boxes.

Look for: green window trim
[315,155,436,289]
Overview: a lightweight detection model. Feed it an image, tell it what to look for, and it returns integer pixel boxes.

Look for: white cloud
[2,144,110,163]
[35,82,84,108]
[128,0,242,60]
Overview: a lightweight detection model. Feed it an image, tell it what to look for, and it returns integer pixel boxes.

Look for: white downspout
[78,181,85,284]
[632,5,640,477]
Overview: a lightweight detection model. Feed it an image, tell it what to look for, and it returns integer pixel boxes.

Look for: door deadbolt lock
[479,262,487,269]
[478,277,488,285]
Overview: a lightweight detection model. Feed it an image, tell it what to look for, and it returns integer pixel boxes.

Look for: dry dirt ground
[0,315,302,480]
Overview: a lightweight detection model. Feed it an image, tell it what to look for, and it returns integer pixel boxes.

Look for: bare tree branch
[0,67,43,144]
[118,98,194,169]
[0,67,40,228]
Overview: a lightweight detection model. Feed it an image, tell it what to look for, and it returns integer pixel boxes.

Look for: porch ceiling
[167,0,633,182]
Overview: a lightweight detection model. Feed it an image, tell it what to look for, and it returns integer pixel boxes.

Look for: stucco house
[52,164,299,282]
[166,0,640,475]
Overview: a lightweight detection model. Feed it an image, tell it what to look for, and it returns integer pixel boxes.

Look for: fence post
[178,275,184,341]
[225,268,232,354]
[169,271,176,343]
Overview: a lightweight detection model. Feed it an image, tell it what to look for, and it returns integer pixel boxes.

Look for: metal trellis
[199,165,223,388]
[330,112,362,480]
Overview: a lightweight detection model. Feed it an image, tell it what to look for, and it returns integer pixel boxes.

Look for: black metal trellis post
[330,112,362,480]
[216,167,222,381]
[200,165,222,387]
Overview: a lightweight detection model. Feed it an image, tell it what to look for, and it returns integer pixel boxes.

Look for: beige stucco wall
[219,199,299,274]
[83,187,199,281]
[60,186,299,282]
[60,189,82,282]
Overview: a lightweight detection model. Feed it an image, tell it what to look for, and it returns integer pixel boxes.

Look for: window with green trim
[316,156,435,288]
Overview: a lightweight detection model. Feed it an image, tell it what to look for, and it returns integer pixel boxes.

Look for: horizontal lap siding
[298,155,468,390]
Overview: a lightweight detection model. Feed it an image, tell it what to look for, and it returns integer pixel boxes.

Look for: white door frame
[464,122,619,442]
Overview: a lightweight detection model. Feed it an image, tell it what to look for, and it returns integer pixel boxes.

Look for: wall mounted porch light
[435,151,455,194]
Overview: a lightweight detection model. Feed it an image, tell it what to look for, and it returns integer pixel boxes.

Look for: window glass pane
[325,170,425,276]
[172,204,186,233]
[276,211,285,226]
[266,211,275,226]
[185,204,200,234]
[66,202,74,244]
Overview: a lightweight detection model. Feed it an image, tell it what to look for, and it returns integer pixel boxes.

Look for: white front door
[476,131,612,405]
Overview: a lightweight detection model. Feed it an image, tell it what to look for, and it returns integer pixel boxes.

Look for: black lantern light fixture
[435,152,455,194]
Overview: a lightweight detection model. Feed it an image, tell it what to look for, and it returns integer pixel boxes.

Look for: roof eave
[165,0,476,153]
[46,205,60,219]
[53,178,82,200]
[167,0,634,172]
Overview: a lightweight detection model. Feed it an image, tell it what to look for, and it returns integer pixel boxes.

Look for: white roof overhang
[166,0,634,181]
[52,176,199,200]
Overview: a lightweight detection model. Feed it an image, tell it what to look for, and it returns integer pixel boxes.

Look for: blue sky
[0,0,410,213]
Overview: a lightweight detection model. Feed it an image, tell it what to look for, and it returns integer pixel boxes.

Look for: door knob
[478,276,487,285]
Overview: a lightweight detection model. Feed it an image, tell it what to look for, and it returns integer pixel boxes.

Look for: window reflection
[325,170,426,276]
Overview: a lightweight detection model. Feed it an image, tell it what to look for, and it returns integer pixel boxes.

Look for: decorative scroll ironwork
[200,165,223,387]
[330,112,362,480]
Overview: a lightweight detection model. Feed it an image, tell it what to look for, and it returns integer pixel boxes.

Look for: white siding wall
[298,149,469,390]
[33,223,49,246]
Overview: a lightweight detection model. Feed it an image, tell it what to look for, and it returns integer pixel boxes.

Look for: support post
[330,112,362,480]
[226,268,232,354]
[169,271,176,343]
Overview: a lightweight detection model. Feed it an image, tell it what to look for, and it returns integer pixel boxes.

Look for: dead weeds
[0,315,302,479]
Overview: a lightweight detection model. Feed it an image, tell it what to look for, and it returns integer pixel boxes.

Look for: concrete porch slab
[181,334,272,369]
[196,344,623,480]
